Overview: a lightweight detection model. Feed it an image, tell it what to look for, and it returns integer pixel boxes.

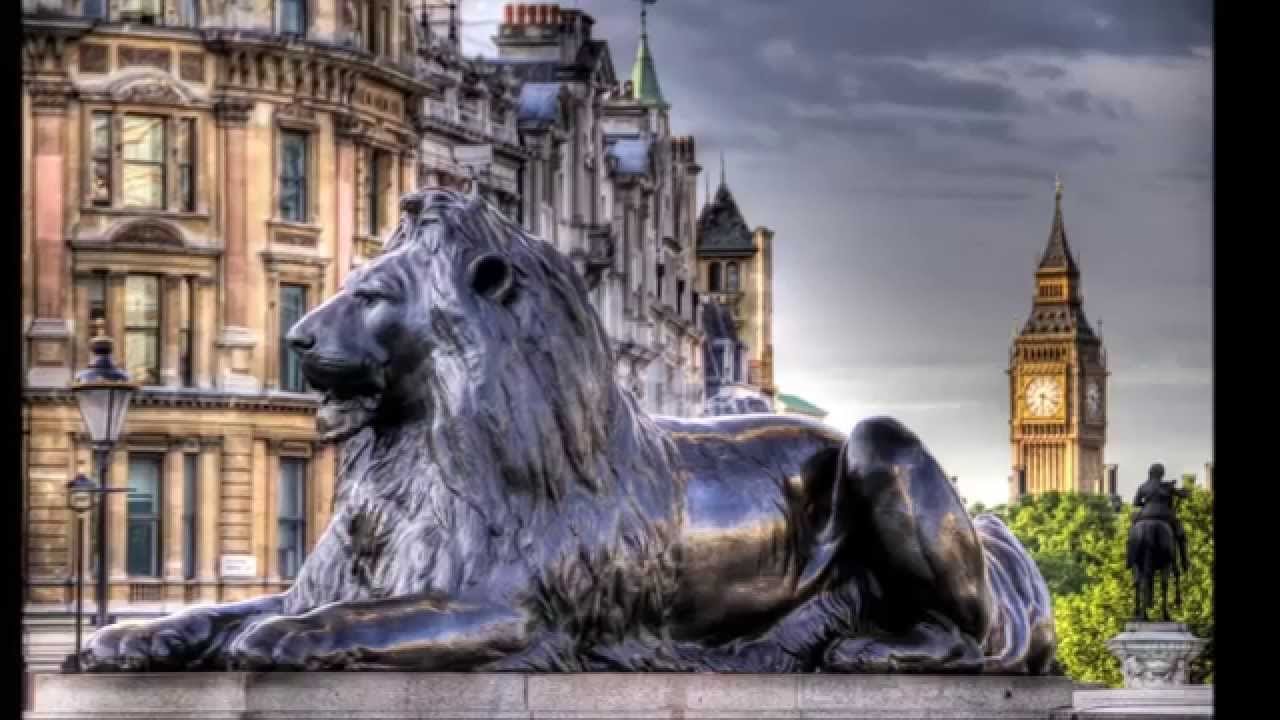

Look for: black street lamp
[70,319,137,637]
[61,474,96,673]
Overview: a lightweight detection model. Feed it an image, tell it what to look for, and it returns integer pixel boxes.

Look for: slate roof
[697,182,755,255]
[606,135,652,177]
[517,82,562,127]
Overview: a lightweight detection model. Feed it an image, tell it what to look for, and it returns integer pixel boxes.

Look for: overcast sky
[460,0,1213,506]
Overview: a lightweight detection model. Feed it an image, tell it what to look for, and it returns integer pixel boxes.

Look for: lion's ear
[468,252,516,304]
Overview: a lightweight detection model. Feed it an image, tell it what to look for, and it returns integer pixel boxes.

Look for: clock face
[1024,376,1064,418]
[1086,379,1103,421]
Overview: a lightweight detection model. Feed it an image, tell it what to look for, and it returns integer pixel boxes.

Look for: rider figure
[1132,463,1190,570]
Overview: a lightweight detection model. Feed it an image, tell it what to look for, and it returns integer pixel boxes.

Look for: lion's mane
[283,189,685,652]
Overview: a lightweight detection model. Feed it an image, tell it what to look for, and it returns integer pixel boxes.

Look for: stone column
[160,276,184,387]
[197,437,221,602]
[106,273,126,374]
[263,269,280,390]
[107,448,128,586]
[163,441,185,584]
[400,147,416,196]
[214,98,258,392]
[263,440,280,581]
[192,277,216,389]
[334,115,358,291]
[27,79,75,387]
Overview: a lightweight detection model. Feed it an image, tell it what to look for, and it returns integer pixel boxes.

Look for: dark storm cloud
[1024,63,1068,80]
[579,0,1210,63]
[506,1,1213,504]
[1047,89,1134,119]
[841,60,1029,114]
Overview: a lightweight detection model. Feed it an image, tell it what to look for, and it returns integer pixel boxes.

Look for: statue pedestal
[1053,623,1213,718]
[1107,623,1208,689]
[26,672,1076,720]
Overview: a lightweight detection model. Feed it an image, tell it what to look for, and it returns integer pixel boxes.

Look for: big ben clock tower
[1008,178,1108,501]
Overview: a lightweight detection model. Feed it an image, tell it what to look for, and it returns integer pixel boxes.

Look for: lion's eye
[354,290,384,306]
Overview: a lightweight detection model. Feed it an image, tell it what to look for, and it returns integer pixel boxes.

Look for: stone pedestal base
[1064,686,1213,718]
[1107,623,1208,689]
[26,672,1075,720]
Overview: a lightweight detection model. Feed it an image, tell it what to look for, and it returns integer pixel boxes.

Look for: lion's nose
[286,327,315,353]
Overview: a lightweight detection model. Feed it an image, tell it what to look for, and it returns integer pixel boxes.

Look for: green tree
[1054,487,1214,686]
[976,492,1124,598]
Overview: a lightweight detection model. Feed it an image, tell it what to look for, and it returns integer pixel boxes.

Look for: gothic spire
[720,150,726,188]
[630,0,666,106]
[1039,174,1080,274]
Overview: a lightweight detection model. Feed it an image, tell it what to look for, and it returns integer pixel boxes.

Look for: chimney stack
[1106,464,1118,498]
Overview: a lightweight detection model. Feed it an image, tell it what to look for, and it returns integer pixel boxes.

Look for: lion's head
[287,187,623,497]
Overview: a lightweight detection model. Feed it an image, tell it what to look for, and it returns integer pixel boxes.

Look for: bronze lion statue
[82,187,1054,674]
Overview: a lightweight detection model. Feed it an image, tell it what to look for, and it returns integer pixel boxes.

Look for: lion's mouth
[304,359,387,444]
[316,391,381,444]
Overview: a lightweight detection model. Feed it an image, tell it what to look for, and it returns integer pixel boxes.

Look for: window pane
[279,285,307,392]
[123,163,164,208]
[125,275,159,327]
[126,455,161,577]
[278,459,304,518]
[126,521,156,577]
[127,456,160,513]
[281,0,306,34]
[83,0,107,19]
[87,274,107,320]
[279,132,308,221]
[92,113,111,158]
[125,331,159,385]
[123,116,165,163]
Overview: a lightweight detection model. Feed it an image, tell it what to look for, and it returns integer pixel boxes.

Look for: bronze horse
[1126,464,1191,622]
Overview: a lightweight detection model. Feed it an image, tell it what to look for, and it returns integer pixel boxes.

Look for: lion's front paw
[81,617,204,672]
[226,616,348,671]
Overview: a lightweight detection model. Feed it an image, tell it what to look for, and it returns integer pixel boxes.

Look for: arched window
[709,262,722,292]
[726,262,740,293]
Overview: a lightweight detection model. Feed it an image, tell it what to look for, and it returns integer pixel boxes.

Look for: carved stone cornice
[25,78,76,113]
[334,112,365,142]
[214,96,255,126]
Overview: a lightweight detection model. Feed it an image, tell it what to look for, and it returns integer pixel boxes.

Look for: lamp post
[71,319,137,633]
[61,474,96,673]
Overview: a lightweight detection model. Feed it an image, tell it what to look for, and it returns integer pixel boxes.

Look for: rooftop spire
[720,150,726,188]
[629,0,665,105]
[1039,174,1079,274]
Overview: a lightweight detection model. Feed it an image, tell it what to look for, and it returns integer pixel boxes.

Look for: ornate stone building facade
[491,3,705,416]
[1007,180,1109,502]
[21,0,431,669]
[696,167,776,408]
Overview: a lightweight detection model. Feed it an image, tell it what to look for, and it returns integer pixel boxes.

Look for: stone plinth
[26,672,1076,720]
[1107,623,1208,689]
[1060,686,1213,718]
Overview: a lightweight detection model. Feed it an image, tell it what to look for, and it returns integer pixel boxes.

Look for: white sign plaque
[219,554,257,578]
